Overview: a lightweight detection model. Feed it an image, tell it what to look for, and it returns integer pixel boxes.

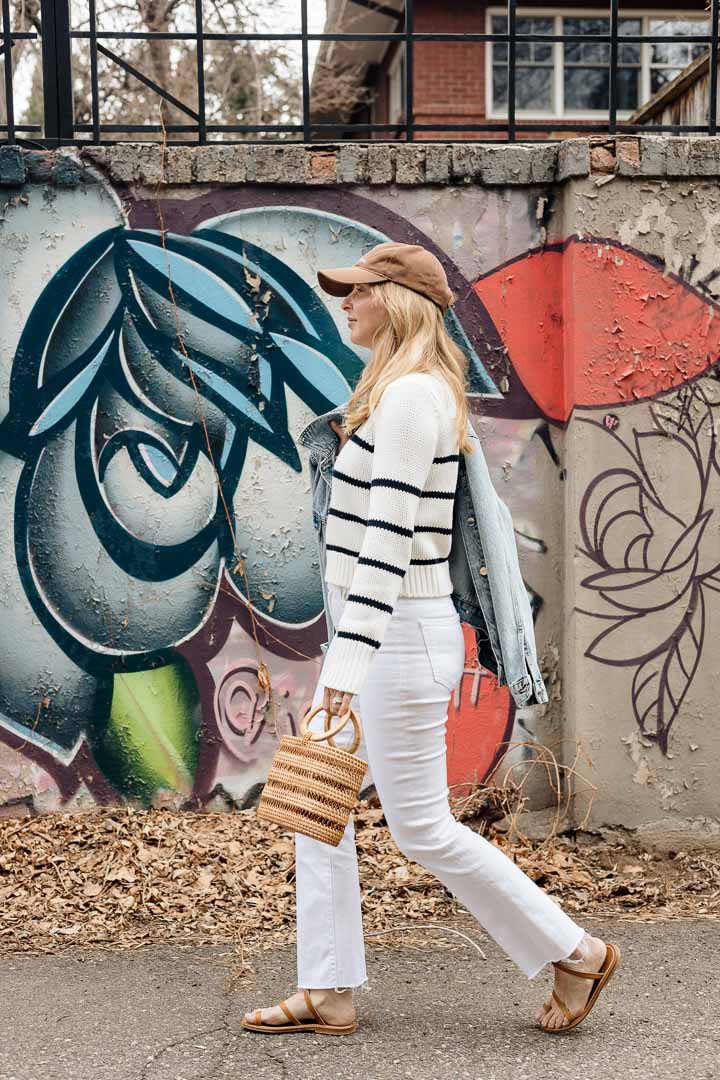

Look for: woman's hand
[322,684,354,719]
[329,419,349,451]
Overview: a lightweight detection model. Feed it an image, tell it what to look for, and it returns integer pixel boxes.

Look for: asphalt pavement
[0,913,717,1080]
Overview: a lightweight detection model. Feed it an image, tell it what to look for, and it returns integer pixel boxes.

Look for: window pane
[564,18,609,64]
[492,64,553,111]
[617,67,639,110]
[565,66,608,109]
[619,43,641,65]
[491,11,553,112]
[516,66,553,109]
[650,19,709,66]
[493,65,508,108]
[619,19,641,65]
[650,17,709,37]
[651,42,691,66]
[492,15,507,62]
[517,16,553,35]
[651,68,683,94]
[388,49,406,123]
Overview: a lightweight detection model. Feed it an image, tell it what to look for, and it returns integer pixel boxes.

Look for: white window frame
[485,7,711,119]
[388,45,406,125]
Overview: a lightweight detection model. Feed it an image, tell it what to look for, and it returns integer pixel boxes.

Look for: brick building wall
[413,1,487,138]
[365,0,489,140]
[362,0,707,141]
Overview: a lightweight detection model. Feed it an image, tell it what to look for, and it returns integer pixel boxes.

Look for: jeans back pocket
[418,616,465,692]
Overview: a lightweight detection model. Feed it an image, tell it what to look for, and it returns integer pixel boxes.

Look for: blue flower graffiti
[0,204,493,804]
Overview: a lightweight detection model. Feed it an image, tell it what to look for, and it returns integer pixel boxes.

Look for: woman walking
[243,241,620,1037]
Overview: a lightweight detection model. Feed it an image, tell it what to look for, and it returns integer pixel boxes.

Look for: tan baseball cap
[317,241,455,312]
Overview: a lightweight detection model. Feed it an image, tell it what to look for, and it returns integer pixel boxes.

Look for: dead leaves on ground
[0,794,717,958]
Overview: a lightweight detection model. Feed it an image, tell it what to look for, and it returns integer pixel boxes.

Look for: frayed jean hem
[296,977,371,993]
[524,927,588,980]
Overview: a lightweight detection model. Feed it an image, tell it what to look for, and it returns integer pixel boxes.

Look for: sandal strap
[278,999,300,1025]
[553,961,604,979]
[551,989,577,1023]
[303,989,326,1025]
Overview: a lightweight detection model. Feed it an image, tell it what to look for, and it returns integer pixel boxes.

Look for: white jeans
[294,581,585,992]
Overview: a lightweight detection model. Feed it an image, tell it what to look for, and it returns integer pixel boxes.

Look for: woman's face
[341,284,387,348]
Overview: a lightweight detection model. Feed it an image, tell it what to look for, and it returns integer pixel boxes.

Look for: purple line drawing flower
[575,379,720,753]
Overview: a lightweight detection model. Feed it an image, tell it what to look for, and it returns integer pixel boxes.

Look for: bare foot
[535,934,608,1031]
[243,987,356,1027]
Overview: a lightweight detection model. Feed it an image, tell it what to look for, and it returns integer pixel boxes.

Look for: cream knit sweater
[320,371,461,696]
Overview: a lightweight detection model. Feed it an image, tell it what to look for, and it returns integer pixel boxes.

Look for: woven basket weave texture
[257,727,368,847]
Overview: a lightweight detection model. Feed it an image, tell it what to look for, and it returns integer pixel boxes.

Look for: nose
[341,293,352,312]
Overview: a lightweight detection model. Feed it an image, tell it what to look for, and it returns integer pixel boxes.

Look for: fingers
[329,420,348,450]
[322,686,354,717]
[322,685,341,717]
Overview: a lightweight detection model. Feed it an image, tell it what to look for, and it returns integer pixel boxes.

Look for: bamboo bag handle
[299,704,362,756]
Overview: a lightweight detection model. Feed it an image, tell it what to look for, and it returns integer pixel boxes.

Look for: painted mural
[474,236,720,765]
[2,177,716,816]
[0,190,514,813]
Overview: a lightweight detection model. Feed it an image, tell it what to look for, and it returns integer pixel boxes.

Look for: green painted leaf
[96,658,201,804]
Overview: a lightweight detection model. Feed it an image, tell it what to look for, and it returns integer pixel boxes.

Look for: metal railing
[2,0,720,147]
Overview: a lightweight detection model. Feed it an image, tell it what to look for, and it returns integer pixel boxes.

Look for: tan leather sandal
[537,942,621,1033]
[241,989,358,1036]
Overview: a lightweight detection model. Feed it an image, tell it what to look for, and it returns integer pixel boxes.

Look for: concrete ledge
[2,136,720,187]
[0,146,25,185]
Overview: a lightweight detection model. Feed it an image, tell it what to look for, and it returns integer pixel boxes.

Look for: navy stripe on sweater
[347,432,459,468]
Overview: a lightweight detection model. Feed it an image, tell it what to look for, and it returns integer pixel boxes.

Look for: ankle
[560,932,592,965]
[306,987,354,1000]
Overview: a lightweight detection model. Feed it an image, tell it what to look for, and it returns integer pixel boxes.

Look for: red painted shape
[474,238,720,422]
[445,624,513,790]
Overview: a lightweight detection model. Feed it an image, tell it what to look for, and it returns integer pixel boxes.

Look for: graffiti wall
[0,142,718,842]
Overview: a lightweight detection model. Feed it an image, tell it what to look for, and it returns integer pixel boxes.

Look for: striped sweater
[320,371,461,696]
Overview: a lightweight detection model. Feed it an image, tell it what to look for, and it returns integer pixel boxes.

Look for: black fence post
[2,0,15,144]
[405,0,414,142]
[40,0,74,145]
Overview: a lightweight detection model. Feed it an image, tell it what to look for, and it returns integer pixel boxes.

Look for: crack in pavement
[138,1022,228,1080]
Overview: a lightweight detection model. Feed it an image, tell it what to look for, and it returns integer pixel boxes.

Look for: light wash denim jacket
[297,401,549,708]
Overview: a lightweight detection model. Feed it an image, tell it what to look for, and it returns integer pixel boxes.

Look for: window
[648,17,710,93]
[487,9,710,117]
[492,15,555,111]
[388,47,406,124]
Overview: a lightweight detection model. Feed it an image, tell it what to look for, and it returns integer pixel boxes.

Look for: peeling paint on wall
[0,184,520,814]
[1,152,718,839]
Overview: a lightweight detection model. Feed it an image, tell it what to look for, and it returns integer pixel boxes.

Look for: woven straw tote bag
[256,704,368,847]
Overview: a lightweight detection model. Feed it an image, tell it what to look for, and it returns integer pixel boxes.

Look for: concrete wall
[1,136,719,846]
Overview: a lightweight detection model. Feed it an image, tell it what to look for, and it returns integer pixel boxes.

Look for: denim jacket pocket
[418,616,465,692]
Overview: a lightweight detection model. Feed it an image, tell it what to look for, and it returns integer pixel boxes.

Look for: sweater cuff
[319,635,378,697]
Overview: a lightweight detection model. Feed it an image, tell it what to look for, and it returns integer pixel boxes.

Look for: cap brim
[316,266,388,297]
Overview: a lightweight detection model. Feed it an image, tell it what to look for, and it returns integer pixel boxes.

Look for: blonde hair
[342,279,476,455]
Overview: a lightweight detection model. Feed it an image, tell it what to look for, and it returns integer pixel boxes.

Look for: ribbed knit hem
[325,551,453,597]
[318,635,376,697]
